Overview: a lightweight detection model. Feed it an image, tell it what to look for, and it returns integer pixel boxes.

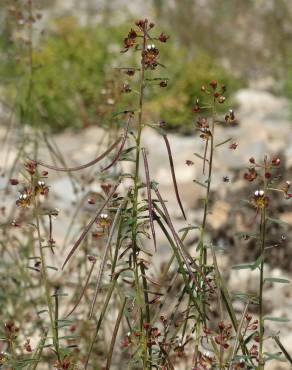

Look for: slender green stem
[130,27,148,365]
[194,99,216,366]
[33,195,60,361]
[258,207,266,369]
[105,298,127,370]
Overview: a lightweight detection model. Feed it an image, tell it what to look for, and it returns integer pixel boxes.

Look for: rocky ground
[0,88,291,369]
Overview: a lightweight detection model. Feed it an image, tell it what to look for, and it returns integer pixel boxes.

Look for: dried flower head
[229,142,238,150]
[35,180,49,196]
[209,80,217,89]
[159,80,168,88]
[125,68,135,76]
[252,190,269,209]
[97,213,111,228]
[10,178,19,185]
[0,352,8,366]
[158,32,169,43]
[192,98,200,113]
[54,357,72,370]
[24,339,32,352]
[225,109,236,124]
[244,168,257,182]
[272,157,281,166]
[281,180,292,199]
[24,160,37,175]
[101,183,112,195]
[143,44,159,69]
[122,29,137,52]
[199,127,212,141]
[122,83,132,93]
[16,189,32,208]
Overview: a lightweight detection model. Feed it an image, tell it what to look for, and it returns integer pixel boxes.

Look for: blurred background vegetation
[0,0,291,132]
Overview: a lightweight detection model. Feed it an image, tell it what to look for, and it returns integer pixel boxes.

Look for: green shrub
[146,45,243,131]
[0,17,127,131]
[0,18,243,132]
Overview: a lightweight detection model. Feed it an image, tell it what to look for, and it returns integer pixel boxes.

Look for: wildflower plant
[1,15,291,370]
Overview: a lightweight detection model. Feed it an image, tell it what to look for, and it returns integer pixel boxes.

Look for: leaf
[88,199,126,318]
[65,261,96,318]
[178,225,200,232]
[101,114,132,171]
[267,217,289,226]
[232,263,253,270]
[235,231,259,239]
[37,309,48,315]
[46,265,58,271]
[62,182,120,269]
[194,152,209,163]
[272,335,292,365]
[251,254,264,270]
[59,334,80,340]
[264,352,286,362]
[162,134,186,220]
[264,277,290,284]
[193,179,207,189]
[142,148,156,251]
[215,137,232,148]
[264,316,290,322]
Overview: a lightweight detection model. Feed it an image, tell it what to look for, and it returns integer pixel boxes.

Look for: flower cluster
[121,18,169,71]
[196,117,211,141]
[244,156,291,206]
[122,28,138,52]
[14,162,50,209]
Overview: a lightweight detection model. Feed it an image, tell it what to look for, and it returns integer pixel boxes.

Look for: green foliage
[0,18,243,132]
[146,45,243,131]
[0,18,125,131]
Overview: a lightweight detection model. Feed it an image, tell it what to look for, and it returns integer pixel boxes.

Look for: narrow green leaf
[193,179,207,189]
[267,217,289,226]
[59,334,80,340]
[215,137,232,148]
[251,254,264,270]
[272,335,292,365]
[178,225,200,232]
[264,352,286,362]
[264,277,290,284]
[264,316,290,322]
[37,309,48,315]
[235,231,258,239]
[46,265,58,271]
[232,263,253,270]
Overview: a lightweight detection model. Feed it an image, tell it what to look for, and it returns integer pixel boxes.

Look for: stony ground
[0,88,291,369]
